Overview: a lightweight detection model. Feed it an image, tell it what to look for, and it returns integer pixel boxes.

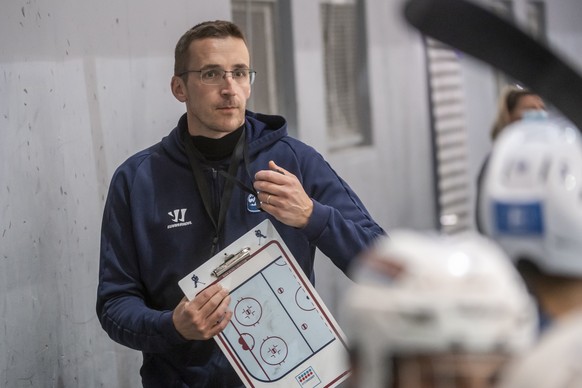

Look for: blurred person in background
[490,85,546,141]
[476,85,546,232]
[479,116,582,387]
[341,230,537,388]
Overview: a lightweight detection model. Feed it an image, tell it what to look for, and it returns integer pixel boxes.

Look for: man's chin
[217,117,245,132]
[202,123,243,138]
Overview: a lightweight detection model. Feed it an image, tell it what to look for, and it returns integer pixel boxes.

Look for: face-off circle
[235,297,263,326]
[261,336,288,366]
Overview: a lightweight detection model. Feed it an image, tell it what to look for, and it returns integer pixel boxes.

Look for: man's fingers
[196,285,230,317]
[174,284,232,340]
[268,160,287,176]
[202,297,233,338]
[209,310,233,337]
[254,161,292,184]
[193,283,227,306]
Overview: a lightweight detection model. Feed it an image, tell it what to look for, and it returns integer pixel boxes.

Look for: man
[341,230,537,388]
[96,20,384,387]
[478,116,582,387]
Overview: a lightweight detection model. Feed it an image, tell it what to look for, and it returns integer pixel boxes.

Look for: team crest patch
[247,194,261,213]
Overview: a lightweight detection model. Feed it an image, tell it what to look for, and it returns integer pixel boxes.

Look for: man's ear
[171,75,187,102]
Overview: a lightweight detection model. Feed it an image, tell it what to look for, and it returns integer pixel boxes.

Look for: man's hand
[254,160,313,228]
[172,283,232,340]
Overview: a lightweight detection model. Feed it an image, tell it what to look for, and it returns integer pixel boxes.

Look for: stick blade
[403,0,582,130]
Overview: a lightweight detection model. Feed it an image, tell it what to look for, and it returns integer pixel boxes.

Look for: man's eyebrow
[198,64,222,70]
[198,63,250,70]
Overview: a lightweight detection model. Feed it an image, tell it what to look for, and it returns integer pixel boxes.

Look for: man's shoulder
[276,136,322,159]
[120,142,163,169]
[109,141,166,188]
[117,119,183,171]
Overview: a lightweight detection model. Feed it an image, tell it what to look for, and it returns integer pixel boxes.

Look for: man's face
[174,36,252,138]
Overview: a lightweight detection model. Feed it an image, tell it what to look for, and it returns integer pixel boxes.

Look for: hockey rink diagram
[219,251,337,383]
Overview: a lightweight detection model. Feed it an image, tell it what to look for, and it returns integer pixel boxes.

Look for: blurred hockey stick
[403,0,582,130]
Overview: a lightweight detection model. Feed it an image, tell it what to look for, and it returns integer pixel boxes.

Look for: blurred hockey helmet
[341,230,537,388]
[478,115,582,277]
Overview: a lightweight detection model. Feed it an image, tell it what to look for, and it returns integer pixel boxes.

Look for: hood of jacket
[160,110,288,165]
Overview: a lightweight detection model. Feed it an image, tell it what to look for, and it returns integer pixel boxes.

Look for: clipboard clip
[211,247,252,277]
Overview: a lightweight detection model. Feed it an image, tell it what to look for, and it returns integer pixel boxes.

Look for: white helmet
[478,115,582,277]
[341,230,537,388]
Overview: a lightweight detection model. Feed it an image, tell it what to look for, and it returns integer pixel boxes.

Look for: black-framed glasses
[179,68,256,85]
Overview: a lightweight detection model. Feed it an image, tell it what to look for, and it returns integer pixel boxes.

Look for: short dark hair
[174,20,247,76]
[505,89,537,114]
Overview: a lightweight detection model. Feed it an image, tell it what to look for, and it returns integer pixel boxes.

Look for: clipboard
[178,219,350,387]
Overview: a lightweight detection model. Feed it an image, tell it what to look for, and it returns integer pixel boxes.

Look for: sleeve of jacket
[96,164,188,353]
[296,146,387,272]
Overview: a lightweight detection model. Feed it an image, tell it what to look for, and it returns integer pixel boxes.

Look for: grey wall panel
[1,1,229,386]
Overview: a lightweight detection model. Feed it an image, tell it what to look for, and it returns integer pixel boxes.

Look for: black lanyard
[181,127,258,256]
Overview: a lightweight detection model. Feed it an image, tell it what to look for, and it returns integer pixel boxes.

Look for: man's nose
[223,71,236,80]
[220,73,236,93]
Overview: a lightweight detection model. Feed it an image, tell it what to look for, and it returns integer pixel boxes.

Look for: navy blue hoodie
[97,111,385,387]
